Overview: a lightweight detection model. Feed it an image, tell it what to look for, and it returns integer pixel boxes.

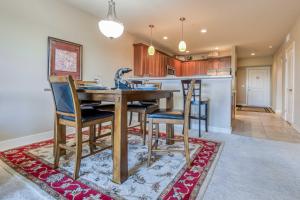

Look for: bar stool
[128,81,162,145]
[181,79,209,137]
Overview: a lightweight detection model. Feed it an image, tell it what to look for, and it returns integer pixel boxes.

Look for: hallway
[232,110,300,143]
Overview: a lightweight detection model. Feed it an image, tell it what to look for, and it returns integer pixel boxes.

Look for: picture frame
[48,37,82,80]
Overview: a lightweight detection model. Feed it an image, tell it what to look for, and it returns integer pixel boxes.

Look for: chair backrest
[181,79,201,104]
[141,82,162,105]
[183,80,196,123]
[49,75,81,121]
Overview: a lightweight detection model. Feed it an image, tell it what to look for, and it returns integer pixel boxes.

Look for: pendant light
[178,17,187,52]
[148,25,155,56]
[98,0,124,39]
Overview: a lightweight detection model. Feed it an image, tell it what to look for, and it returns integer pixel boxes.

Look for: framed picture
[48,37,82,79]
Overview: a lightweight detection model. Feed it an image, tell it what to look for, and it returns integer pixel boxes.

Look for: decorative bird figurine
[114,67,132,89]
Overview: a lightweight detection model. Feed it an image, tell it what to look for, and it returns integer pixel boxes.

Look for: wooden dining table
[78,89,177,184]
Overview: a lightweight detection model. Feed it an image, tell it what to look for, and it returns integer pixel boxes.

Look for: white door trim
[284,41,295,123]
[246,66,271,107]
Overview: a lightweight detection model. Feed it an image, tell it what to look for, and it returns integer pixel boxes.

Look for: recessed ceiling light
[163,36,168,40]
[269,45,273,49]
[251,53,256,56]
[186,50,190,53]
[200,29,207,33]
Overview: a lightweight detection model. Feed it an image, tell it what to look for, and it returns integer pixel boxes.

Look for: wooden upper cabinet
[134,43,231,77]
[133,44,146,76]
[219,56,231,68]
[174,59,182,76]
[133,43,179,77]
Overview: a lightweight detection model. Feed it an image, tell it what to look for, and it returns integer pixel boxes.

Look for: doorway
[246,67,271,107]
[284,42,295,124]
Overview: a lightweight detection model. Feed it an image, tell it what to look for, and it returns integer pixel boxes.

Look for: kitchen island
[128,75,233,134]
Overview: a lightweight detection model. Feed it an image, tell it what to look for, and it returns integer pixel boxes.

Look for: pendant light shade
[178,40,187,52]
[99,0,124,39]
[148,45,155,56]
[178,17,187,52]
[148,25,155,56]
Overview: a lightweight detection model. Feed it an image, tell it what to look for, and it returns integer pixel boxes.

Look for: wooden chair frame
[147,80,195,167]
[128,82,162,145]
[50,75,114,179]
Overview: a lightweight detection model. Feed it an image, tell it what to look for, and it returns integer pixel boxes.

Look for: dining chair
[147,80,196,167]
[128,80,144,125]
[49,75,114,179]
[181,79,209,137]
[128,82,162,145]
[76,80,115,135]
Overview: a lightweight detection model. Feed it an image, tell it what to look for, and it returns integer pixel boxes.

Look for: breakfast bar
[128,75,233,134]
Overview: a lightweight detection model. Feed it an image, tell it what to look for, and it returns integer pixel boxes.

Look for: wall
[0,0,135,141]
[272,16,300,132]
[238,56,273,67]
[231,46,237,90]
[236,68,247,105]
[236,56,273,106]
[272,49,284,114]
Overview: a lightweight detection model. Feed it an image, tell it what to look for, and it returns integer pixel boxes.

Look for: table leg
[112,94,128,184]
[166,93,175,145]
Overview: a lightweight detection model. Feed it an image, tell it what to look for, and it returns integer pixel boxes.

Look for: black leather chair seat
[61,109,113,122]
[128,103,159,113]
[95,104,115,111]
[147,109,184,120]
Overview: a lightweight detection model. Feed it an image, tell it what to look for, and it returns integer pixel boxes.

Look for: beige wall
[0,0,135,141]
[237,56,273,106]
[238,56,273,67]
[236,68,247,105]
[272,16,300,132]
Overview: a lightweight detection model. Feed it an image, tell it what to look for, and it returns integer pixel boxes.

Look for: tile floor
[232,110,300,143]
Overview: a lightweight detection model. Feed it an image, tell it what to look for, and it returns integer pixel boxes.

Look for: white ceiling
[63,0,300,58]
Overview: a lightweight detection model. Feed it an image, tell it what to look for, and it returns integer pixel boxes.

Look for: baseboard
[159,124,232,135]
[274,109,282,115]
[189,123,232,134]
[292,124,300,133]
[0,130,53,151]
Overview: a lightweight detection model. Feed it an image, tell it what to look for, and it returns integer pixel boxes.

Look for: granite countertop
[127,75,232,81]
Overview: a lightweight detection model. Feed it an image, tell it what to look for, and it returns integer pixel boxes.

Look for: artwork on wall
[48,37,82,79]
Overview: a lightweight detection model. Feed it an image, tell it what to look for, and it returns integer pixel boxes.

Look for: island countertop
[127,75,232,81]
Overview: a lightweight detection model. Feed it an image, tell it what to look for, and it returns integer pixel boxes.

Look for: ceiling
[63,0,300,58]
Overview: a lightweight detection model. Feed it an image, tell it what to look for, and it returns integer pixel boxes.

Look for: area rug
[236,106,273,113]
[0,127,223,200]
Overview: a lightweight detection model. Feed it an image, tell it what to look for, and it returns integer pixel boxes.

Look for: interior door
[285,43,295,123]
[247,67,270,107]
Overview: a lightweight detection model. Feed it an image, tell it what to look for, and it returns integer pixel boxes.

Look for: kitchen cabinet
[134,43,231,77]
[134,43,169,77]
[167,57,182,76]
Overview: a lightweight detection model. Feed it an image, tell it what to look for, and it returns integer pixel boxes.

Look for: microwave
[166,65,175,75]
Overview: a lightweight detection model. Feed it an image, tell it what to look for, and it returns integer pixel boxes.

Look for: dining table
[77,89,178,184]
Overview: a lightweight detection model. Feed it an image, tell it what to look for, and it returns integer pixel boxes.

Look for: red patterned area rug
[0,128,223,200]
